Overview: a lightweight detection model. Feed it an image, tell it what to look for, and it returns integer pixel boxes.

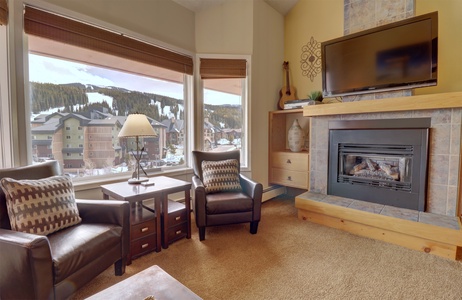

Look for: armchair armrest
[76,199,129,227]
[239,174,263,221]
[0,229,54,300]
[192,176,207,227]
[239,174,263,201]
[76,199,130,258]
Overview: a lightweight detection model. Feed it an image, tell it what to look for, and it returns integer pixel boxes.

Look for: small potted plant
[308,90,323,104]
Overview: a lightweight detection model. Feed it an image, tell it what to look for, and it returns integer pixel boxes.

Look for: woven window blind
[24,6,193,75]
[200,58,247,79]
[0,0,7,26]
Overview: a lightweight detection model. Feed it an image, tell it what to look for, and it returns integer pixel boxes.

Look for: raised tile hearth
[295,191,462,260]
[298,192,460,230]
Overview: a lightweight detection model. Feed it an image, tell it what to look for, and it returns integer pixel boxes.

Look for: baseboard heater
[262,185,286,202]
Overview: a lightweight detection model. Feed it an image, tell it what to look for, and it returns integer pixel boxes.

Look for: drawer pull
[141,243,149,249]
[141,227,149,232]
[286,159,292,164]
[176,230,182,235]
[175,216,181,221]
[287,176,292,181]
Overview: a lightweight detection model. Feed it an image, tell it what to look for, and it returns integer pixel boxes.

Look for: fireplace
[328,118,430,211]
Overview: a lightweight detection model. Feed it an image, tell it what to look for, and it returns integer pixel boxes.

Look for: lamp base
[128,177,149,184]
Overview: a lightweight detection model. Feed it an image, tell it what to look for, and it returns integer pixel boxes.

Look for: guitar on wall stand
[278,61,297,110]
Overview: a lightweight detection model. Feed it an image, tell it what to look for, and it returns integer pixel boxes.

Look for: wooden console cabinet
[269,109,310,189]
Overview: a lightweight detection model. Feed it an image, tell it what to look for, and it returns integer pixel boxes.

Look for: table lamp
[118,113,157,184]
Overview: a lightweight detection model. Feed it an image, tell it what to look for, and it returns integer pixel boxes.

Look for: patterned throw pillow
[201,159,242,194]
[0,175,81,235]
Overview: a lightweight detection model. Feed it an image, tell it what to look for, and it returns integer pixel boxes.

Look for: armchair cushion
[206,192,253,214]
[202,159,242,194]
[1,175,81,235]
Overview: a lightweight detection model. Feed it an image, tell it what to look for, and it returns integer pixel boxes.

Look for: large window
[24,5,193,179]
[199,57,249,167]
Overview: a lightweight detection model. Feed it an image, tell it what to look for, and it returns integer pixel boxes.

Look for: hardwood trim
[298,209,459,260]
[295,196,462,260]
[303,92,462,117]
[459,126,462,218]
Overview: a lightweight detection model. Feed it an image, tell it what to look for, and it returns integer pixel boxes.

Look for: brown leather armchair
[192,150,262,241]
[0,161,130,300]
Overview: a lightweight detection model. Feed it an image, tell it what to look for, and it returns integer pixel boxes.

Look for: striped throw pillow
[201,159,242,194]
[0,175,81,235]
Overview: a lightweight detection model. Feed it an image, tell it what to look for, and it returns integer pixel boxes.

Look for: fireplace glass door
[328,118,430,211]
[339,144,412,192]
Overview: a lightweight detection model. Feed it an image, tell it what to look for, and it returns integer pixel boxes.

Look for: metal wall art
[300,36,321,82]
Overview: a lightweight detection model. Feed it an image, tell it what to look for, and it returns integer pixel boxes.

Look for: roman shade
[0,0,7,26]
[24,5,193,75]
[200,58,247,79]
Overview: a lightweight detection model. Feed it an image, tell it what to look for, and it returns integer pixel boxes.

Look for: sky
[28,54,240,106]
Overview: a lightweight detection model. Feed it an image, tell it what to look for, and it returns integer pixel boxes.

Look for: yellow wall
[284,0,343,100]
[285,0,462,97]
[416,0,462,95]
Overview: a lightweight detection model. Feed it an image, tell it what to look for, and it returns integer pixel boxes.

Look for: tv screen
[322,12,438,98]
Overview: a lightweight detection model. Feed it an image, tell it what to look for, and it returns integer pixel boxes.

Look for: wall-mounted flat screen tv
[322,11,438,98]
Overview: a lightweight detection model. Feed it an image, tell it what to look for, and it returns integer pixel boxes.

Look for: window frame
[0,19,11,168]
[195,54,251,170]
[6,0,195,185]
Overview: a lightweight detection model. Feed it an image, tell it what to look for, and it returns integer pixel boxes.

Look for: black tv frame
[321,11,438,98]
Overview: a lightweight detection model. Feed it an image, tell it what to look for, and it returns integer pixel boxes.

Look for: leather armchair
[192,150,263,241]
[0,161,130,300]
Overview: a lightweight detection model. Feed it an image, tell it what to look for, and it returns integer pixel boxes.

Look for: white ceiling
[171,0,299,16]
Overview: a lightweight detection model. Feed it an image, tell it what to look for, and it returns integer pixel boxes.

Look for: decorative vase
[288,119,305,152]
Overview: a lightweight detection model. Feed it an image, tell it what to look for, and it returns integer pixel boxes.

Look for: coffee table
[101,176,192,263]
[86,265,202,299]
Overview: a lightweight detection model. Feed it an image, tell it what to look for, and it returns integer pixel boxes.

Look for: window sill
[72,167,194,192]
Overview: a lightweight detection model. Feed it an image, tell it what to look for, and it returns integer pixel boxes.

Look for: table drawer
[271,168,308,189]
[130,234,157,258]
[166,223,188,245]
[166,203,187,227]
[272,152,308,172]
[132,220,156,240]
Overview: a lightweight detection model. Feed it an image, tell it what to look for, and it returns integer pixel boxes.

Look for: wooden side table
[101,176,192,264]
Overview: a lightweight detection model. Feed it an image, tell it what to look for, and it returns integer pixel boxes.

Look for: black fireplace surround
[328,118,430,211]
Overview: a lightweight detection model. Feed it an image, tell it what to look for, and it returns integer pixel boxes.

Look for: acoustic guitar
[278,61,297,109]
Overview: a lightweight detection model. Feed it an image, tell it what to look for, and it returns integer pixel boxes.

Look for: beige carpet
[72,195,462,300]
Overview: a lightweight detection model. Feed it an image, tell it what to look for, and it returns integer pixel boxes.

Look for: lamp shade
[118,113,157,137]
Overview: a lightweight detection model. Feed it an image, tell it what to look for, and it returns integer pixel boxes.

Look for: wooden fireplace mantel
[303,91,462,117]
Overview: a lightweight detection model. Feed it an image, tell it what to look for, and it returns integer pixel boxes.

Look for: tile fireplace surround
[305,91,462,217]
[296,91,462,260]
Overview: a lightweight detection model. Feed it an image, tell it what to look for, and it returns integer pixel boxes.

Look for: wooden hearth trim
[295,194,462,260]
[303,91,462,117]
[459,127,462,218]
